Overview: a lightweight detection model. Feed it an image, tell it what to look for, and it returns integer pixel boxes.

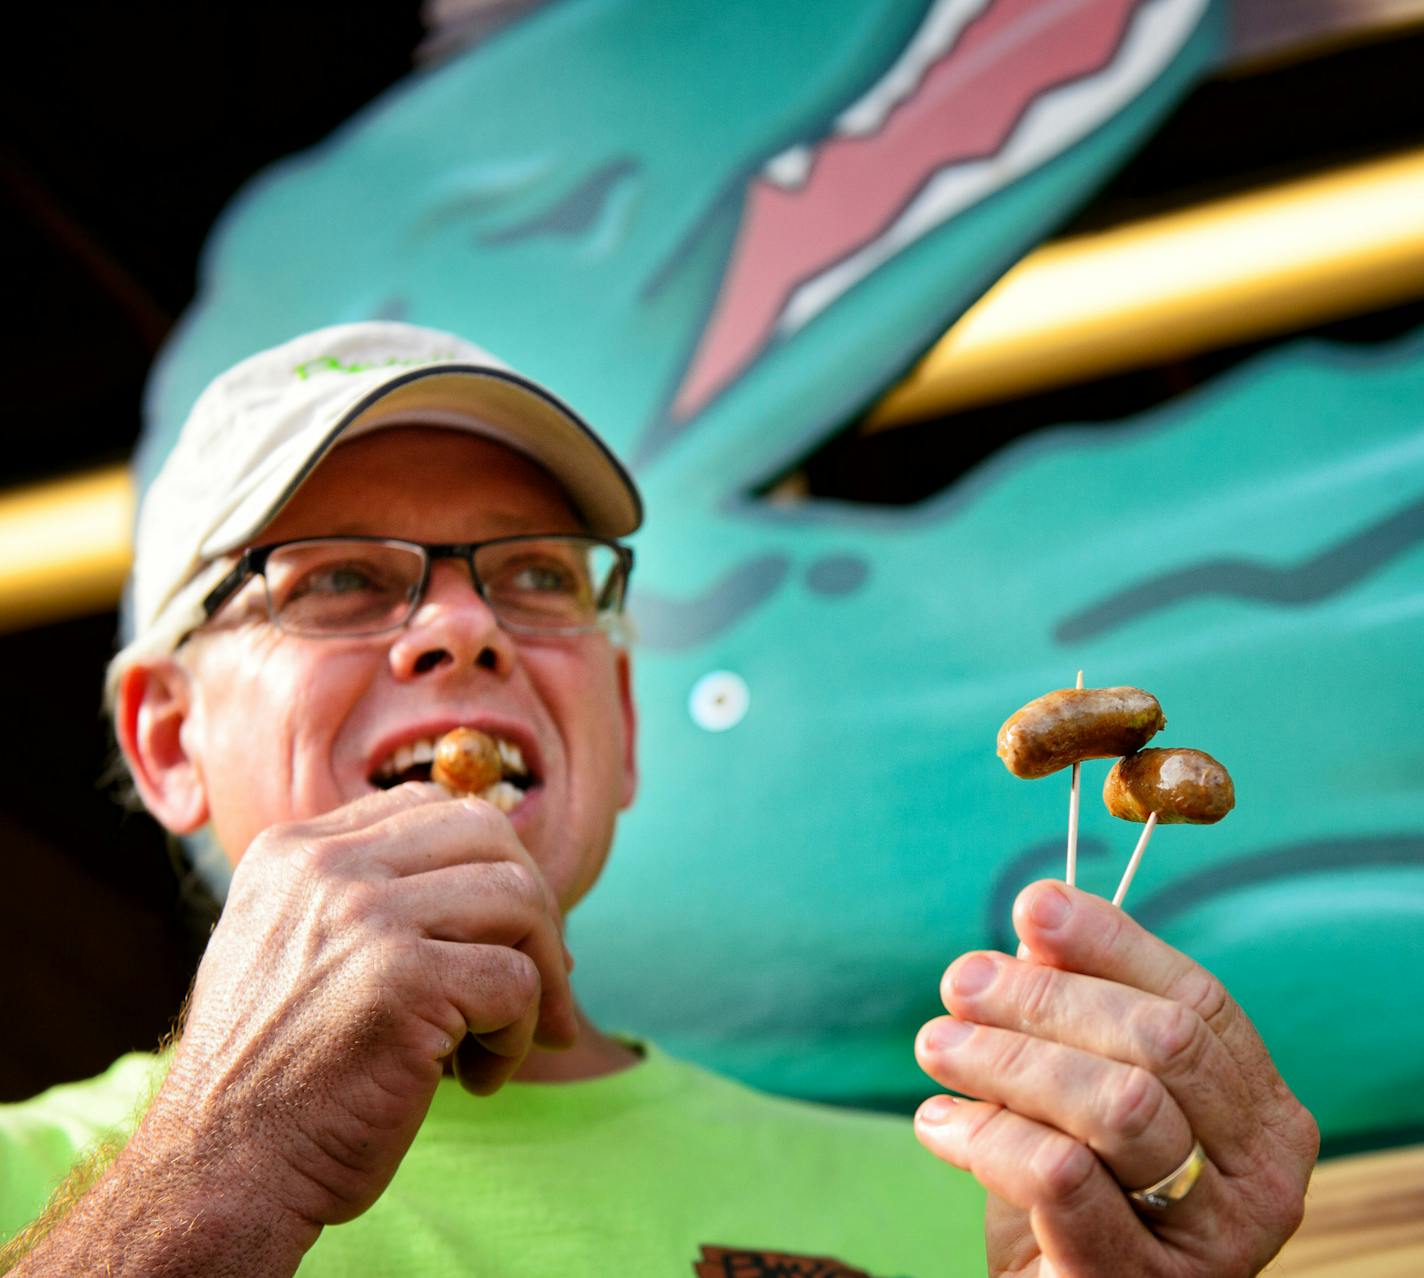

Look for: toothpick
[1066,670,1083,886]
[1112,812,1158,908]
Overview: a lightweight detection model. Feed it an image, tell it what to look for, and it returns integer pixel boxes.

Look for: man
[1,322,1316,1276]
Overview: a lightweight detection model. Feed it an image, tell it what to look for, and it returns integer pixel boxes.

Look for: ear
[614,649,638,809]
[115,659,209,834]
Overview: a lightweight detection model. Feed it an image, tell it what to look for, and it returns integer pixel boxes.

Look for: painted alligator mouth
[668,0,1204,426]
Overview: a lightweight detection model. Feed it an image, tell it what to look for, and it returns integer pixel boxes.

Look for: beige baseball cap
[108,320,641,697]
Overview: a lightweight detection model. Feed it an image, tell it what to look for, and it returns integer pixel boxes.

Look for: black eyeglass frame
[200,534,635,637]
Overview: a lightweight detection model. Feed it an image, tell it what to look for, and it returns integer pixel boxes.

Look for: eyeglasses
[200,535,634,638]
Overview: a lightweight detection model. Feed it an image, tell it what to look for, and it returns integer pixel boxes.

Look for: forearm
[2,1114,319,1277]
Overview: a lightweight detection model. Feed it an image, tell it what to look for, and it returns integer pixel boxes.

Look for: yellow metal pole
[864,147,1424,431]
[0,466,132,631]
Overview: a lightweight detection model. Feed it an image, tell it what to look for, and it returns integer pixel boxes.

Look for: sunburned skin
[997,686,1165,780]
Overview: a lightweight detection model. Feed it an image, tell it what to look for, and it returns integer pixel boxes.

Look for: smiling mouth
[369,732,536,812]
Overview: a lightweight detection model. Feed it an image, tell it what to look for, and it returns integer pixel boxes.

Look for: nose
[387,559,517,680]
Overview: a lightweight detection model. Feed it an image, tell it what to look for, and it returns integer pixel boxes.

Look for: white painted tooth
[780,0,1205,336]
[762,144,815,190]
[392,744,414,774]
[760,0,986,187]
[411,739,435,764]
[834,0,990,138]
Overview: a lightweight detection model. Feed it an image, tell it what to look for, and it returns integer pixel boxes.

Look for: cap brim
[200,363,641,556]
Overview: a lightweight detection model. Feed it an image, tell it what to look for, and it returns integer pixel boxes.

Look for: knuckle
[1293,1104,1322,1167]
[1014,962,1059,1023]
[959,1102,1010,1156]
[1275,1171,1308,1239]
[361,936,426,1014]
[1029,1132,1097,1205]
[251,820,319,871]
[458,793,509,833]
[495,946,542,1005]
[1132,999,1207,1076]
[1171,965,1233,1036]
[1249,1160,1308,1246]
[498,860,545,911]
[333,879,385,930]
[294,832,349,878]
[1100,1064,1167,1144]
[989,1029,1035,1081]
[1270,1096,1322,1170]
[465,952,540,1030]
[1089,900,1130,955]
[372,930,421,977]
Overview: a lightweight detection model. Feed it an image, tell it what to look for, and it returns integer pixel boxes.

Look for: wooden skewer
[1066,669,1083,886]
[1112,811,1158,908]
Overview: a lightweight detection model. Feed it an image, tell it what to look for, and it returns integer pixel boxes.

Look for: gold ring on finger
[1126,1140,1207,1212]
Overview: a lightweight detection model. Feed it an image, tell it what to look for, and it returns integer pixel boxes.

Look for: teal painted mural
[137,0,1423,1148]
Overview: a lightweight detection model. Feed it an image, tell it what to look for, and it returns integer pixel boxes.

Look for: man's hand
[11,783,574,1275]
[168,781,576,1221]
[913,881,1318,1278]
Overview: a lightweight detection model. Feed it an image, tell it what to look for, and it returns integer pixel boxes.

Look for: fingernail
[1015,941,1032,961]
[926,1019,973,1051]
[951,955,998,997]
[917,1095,958,1125]
[1030,885,1072,930]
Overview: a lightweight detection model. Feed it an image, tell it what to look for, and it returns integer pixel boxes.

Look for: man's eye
[293,564,385,596]
[509,560,578,594]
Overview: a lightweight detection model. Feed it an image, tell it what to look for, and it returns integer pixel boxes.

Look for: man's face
[172,426,637,912]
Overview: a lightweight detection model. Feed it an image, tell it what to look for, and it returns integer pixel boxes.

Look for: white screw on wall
[688,670,750,732]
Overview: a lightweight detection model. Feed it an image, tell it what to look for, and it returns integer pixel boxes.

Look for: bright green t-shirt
[1,1043,986,1276]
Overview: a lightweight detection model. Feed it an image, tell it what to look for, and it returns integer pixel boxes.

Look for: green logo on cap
[292,353,457,380]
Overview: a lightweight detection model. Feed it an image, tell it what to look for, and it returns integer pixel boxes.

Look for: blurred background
[3,13,1422,1243]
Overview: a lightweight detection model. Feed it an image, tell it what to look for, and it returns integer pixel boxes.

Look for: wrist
[13,1089,322,1278]
[125,1107,325,1271]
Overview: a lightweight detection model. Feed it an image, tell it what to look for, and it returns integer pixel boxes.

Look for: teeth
[481,781,523,813]
[386,738,436,776]
[497,738,527,777]
[763,144,815,189]
[833,0,990,139]
[375,732,529,782]
[775,0,1204,335]
[759,0,988,189]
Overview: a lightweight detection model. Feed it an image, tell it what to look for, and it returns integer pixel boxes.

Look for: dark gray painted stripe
[1056,493,1424,643]
[481,157,638,245]
[630,554,790,650]
[986,832,1424,952]
[1131,833,1424,932]
[986,835,1113,952]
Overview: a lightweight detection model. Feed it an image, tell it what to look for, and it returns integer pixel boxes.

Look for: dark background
[2,6,1422,1102]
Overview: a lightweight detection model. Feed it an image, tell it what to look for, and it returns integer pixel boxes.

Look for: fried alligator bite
[431,727,503,795]
[1103,748,1235,824]
[997,686,1165,779]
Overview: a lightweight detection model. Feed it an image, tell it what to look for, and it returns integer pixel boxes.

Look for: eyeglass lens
[261,538,621,636]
